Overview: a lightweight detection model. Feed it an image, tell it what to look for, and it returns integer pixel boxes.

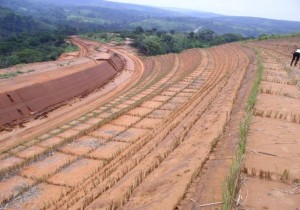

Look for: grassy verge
[0,69,35,79]
[0,70,24,79]
[64,43,79,53]
[221,47,263,209]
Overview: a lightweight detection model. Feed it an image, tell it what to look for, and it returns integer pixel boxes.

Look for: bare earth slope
[0,40,253,210]
[0,36,299,210]
[238,37,300,210]
[0,37,126,126]
[0,37,141,153]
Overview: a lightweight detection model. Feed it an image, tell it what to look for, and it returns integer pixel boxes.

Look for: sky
[108,0,300,22]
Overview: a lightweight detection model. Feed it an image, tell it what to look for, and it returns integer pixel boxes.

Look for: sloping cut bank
[0,54,125,126]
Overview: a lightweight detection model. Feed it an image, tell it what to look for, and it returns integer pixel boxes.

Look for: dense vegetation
[0,7,77,68]
[257,32,300,40]
[0,0,299,68]
[0,29,76,68]
[0,0,178,34]
[81,32,125,44]
[120,28,246,56]
[1,0,300,37]
[0,7,54,40]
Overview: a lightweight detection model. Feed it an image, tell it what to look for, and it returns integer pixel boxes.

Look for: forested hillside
[0,7,76,68]
[1,0,300,37]
[130,16,300,37]
[82,28,246,56]
[0,7,54,40]
[0,30,76,68]
[1,0,300,68]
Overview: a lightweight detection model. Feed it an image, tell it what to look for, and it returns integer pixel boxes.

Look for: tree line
[0,26,247,68]
[0,29,75,68]
[120,27,246,56]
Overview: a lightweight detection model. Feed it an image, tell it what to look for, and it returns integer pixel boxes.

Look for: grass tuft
[221,47,264,210]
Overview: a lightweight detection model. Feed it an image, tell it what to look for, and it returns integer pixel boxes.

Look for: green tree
[134,26,144,34]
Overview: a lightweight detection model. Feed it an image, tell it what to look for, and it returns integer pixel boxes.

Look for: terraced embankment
[238,37,300,209]
[0,39,253,210]
[0,50,126,126]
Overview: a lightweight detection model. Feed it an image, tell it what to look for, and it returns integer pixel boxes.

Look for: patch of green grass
[64,43,79,53]
[27,69,35,73]
[222,47,264,210]
[80,32,125,44]
[0,69,35,79]
[0,70,24,79]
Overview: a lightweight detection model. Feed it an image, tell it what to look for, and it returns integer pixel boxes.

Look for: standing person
[291,48,300,67]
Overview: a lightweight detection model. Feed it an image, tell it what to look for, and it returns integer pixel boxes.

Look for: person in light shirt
[291,48,300,67]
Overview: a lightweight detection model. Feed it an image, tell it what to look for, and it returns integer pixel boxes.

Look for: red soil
[239,37,300,210]
[1,36,299,210]
[0,52,126,126]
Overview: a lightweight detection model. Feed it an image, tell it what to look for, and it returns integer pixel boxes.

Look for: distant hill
[163,8,222,18]
[209,16,300,37]
[0,0,300,37]
[41,0,180,17]
[130,16,300,37]
[0,7,55,40]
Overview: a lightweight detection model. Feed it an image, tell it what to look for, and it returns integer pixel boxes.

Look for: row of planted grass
[48,51,205,209]
[222,47,264,210]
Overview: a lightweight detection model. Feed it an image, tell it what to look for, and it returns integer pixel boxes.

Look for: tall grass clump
[221,48,263,210]
[64,43,79,53]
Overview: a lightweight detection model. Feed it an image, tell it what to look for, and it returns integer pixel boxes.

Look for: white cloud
[107,0,300,21]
